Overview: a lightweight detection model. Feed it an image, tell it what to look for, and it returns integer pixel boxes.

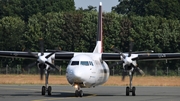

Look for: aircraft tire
[48,86,52,96]
[75,90,79,97]
[79,90,83,97]
[132,86,136,96]
[126,87,130,96]
[42,86,46,95]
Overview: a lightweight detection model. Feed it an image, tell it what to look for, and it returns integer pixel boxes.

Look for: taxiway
[0,85,179,101]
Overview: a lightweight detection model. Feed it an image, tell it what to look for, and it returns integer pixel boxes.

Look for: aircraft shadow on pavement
[1,91,179,98]
[44,92,94,97]
[44,92,125,97]
[0,91,41,97]
[46,92,180,97]
[0,91,93,97]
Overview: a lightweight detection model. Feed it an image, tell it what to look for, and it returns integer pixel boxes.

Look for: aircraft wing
[0,51,180,61]
[0,51,74,60]
[54,52,74,60]
[0,51,38,59]
[102,53,180,61]
[137,53,180,61]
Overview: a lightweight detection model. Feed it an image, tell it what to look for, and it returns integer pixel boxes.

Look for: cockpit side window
[89,61,94,66]
[71,61,79,65]
[80,61,89,66]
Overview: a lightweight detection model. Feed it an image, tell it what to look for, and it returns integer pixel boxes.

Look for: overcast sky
[74,0,119,12]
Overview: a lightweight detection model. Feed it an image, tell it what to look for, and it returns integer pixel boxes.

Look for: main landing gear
[125,69,136,96]
[41,69,52,96]
[74,85,83,97]
[42,85,52,95]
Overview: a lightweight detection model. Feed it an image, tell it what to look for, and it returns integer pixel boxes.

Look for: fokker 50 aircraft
[1,2,180,97]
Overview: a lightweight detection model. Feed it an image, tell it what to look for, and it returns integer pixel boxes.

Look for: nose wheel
[75,90,83,97]
[74,84,83,97]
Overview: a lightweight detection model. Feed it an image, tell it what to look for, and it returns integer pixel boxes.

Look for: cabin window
[80,61,89,66]
[71,61,79,65]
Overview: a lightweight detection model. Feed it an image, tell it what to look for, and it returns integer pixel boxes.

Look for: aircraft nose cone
[72,69,82,81]
[73,69,81,77]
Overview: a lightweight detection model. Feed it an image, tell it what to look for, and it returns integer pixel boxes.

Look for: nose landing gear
[74,84,83,97]
[75,90,83,97]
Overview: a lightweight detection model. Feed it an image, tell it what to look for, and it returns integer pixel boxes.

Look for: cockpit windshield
[80,61,89,66]
[70,61,94,66]
[71,61,79,65]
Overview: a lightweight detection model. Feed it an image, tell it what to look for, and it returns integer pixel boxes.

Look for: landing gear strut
[41,68,52,96]
[126,70,136,96]
[74,85,83,97]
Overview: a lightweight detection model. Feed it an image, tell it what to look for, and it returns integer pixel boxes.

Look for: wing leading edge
[102,52,180,61]
[0,51,180,61]
[137,53,180,61]
[0,51,38,59]
[0,51,75,60]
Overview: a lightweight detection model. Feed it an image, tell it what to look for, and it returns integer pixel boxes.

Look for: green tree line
[112,0,180,20]
[1,11,180,74]
[0,0,180,75]
[0,0,75,22]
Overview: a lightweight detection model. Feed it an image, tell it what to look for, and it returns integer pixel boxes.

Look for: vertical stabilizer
[93,2,103,53]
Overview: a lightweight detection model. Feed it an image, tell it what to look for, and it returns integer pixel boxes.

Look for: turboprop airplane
[1,2,180,97]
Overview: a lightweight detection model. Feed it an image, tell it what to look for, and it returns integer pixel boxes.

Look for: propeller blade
[132,64,145,76]
[39,64,45,80]
[40,68,43,80]
[46,47,63,52]
[128,41,134,57]
[122,70,126,81]
[120,53,126,59]
[109,61,124,69]
[28,50,38,58]
[55,47,61,51]
[39,38,44,56]
[137,67,145,76]
[27,62,37,68]
[45,52,56,58]
[45,61,59,71]
[132,57,138,61]
[111,47,121,53]
[132,50,154,54]
[111,47,126,59]
[46,49,58,52]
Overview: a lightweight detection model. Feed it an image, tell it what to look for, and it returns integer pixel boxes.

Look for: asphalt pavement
[0,85,179,101]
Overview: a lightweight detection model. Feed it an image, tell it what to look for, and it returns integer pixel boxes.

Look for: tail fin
[93,2,103,53]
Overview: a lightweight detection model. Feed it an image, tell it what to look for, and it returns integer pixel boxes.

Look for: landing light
[74,85,78,89]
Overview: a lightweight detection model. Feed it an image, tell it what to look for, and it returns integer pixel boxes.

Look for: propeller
[111,45,126,59]
[128,41,134,57]
[111,41,145,80]
[27,38,59,80]
[46,47,62,52]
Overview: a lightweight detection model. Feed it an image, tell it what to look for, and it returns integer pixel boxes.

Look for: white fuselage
[66,53,109,88]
